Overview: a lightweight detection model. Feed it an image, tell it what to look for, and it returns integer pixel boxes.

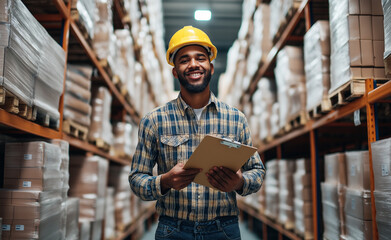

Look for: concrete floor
[140,220,260,240]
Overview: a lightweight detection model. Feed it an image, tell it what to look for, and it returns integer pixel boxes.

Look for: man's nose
[189,58,199,68]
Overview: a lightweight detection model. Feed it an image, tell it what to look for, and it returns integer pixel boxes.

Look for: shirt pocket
[160,134,190,167]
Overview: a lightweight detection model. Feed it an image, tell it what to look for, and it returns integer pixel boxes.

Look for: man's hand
[206,166,244,192]
[161,163,201,193]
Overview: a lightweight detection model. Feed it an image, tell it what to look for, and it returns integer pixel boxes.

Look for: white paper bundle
[382,0,391,59]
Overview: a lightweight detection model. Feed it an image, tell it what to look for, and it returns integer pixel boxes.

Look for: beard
[177,69,212,93]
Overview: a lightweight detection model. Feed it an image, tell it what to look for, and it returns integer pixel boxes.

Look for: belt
[158,215,238,233]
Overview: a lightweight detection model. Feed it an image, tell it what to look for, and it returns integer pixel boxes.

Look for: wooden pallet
[284,110,308,132]
[284,220,295,231]
[90,138,111,152]
[99,59,114,78]
[308,98,332,119]
[63,119,88,141]
[34,107,60,130]
[295,229,314,240]
[0,87,36,120]
[329,79,389,107]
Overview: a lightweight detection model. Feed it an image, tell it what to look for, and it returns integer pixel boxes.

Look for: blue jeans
[155,215,241,240]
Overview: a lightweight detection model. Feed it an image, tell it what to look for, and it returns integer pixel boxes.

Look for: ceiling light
[194,10,211,21]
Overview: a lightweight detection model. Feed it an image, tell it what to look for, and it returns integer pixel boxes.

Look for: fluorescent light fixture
[194,10,211,21]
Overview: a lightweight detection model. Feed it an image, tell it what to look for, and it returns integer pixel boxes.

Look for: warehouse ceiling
[162,0,244,95]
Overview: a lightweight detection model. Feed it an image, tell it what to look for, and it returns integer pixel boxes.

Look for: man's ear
[210,62,215,75]
[172,67,178,79]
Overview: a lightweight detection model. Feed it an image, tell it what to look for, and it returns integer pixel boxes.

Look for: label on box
[23,181,31,187]
[382,164,389,176]
[2,224,10,231]
[24,154,32,160]
[15,225,24,231]
[350,165,356,176]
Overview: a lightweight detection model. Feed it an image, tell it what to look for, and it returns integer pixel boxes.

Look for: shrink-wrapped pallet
[345,215,372,240]
[371,137,391,191]
[321,182,340,240]
[329,0,385,94]
[79,219,91,240]
[66,198,80,240]
[3,142,62,191]
[374,191,391,240]
[105,187,116,239]
[69,155,108,221]
[0,189,63,239]
[344,188,372,220]
[345,150,370,190]
[88,87,113,146]
[274,46,306,129]
[277,160,295,227]
[304,20,331,112]
[112,122,137,159]
[265,160,279,219]
[114,190,132,230]
[246,4,272,79]
[382,0,391,63]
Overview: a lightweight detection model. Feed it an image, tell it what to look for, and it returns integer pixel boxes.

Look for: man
[129,26,265,240]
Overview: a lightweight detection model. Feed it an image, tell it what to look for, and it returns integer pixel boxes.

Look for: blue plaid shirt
[129,92,265,221]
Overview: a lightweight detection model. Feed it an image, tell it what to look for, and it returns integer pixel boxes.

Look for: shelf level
[238,200,302,240]
[69,20,141,125]
[62,133,131,166]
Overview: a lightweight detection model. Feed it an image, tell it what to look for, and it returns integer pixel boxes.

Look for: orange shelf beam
[69,20,141,124]
[368,79,391,104]
[62,134,131,166]
[53,0,70,19]
[0,109,61,139]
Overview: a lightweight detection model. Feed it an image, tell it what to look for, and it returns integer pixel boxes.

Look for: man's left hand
[206,166,244,192]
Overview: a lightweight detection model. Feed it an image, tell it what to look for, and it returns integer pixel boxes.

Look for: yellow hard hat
[166,26,217,66]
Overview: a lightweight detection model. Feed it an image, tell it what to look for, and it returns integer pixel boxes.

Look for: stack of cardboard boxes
[293,158,313,238]
[0,142,66,239]
[264,160,279,220]
[69,155,109,240]
[372,137,391,239]
[277,160,296,229]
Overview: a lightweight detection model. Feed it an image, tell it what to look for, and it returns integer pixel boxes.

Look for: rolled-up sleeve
[236,115,266,196]
[129,115,165,201]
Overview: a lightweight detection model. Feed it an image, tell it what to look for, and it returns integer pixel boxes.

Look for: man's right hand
[161,163,201,193]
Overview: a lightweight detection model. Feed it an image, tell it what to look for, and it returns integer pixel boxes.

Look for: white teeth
[190,73,201,77]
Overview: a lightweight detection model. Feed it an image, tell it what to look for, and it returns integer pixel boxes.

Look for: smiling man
[129,26,266,240]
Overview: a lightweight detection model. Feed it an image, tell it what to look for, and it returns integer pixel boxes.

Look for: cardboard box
[372,0,383,15]
[345,150,370,190]
[296,158,311,173]
[322,201,340,240]
[90,220,103,240]
[78,220,91,240]
[372,16,384,41]
[321,182,338,206]
[344,188,372,220]
[361,40,375,66]
[4,142,61,169]
[373,40,385,67]
[324,153,346,185]
[0,189,62,206]
[359,16,372,40]
[345,215,372,240]
[348,16,360,40]
[371,138,391,192]
[65,198,80,240]
[3,177,62,191]
[294,198,313,217]
[78,197,105,221]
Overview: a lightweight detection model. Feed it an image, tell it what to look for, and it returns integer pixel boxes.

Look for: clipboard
[183,135,258,189]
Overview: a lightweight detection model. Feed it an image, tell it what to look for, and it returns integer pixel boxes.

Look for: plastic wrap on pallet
[105,188,115,239]
[275,46,306,128]
[113,29,135,88]
[93,21,113,60]
[322,200,341,240]
[345,150,370,190]
[63,108,91,127]
[374,191,391,240]
[64,93,92,116]
[237,0,256,40]
[296,158,311,173]
[344,188,372,220]
[65,198,79,240]
[112,122,135,158]
[34,32,65,120]
[108,165,131,192]
[383,0,391,59]
[114,190,132,230]
[264,160,279,219]
[65,80,91,101]
[78,196,105,221]
[321,182,338,207]
[76,0,94,38]
[0,0,10,22]
[371,137,391,191]
[246,4,271,78]
[66,64,92,91]
[78,219,91,240]
[50,139,70,198]
[345,214,372,240]
[69,155,108,198]
[90,219,103,240]
[324,152,347,186]
[88,87,113,145]
[304,20,331,111]
[269,0,282,41]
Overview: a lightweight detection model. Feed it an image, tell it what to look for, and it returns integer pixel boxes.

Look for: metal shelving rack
[236,1,391,240]
[0,0,156,239]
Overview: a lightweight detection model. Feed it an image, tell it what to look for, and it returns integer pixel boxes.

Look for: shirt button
[198,195,201,199]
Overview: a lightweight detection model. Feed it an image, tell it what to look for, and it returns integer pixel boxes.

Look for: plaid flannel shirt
[129,92,265,221]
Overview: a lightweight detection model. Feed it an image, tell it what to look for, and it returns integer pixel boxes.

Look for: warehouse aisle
[140,220,260,240]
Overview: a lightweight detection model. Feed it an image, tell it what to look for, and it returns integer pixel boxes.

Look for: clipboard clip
[220,138,241,149]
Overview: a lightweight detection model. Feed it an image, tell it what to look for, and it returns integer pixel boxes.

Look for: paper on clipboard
[184,135,258,189]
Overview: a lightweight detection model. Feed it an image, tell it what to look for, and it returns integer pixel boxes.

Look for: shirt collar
[176,91,218,117]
